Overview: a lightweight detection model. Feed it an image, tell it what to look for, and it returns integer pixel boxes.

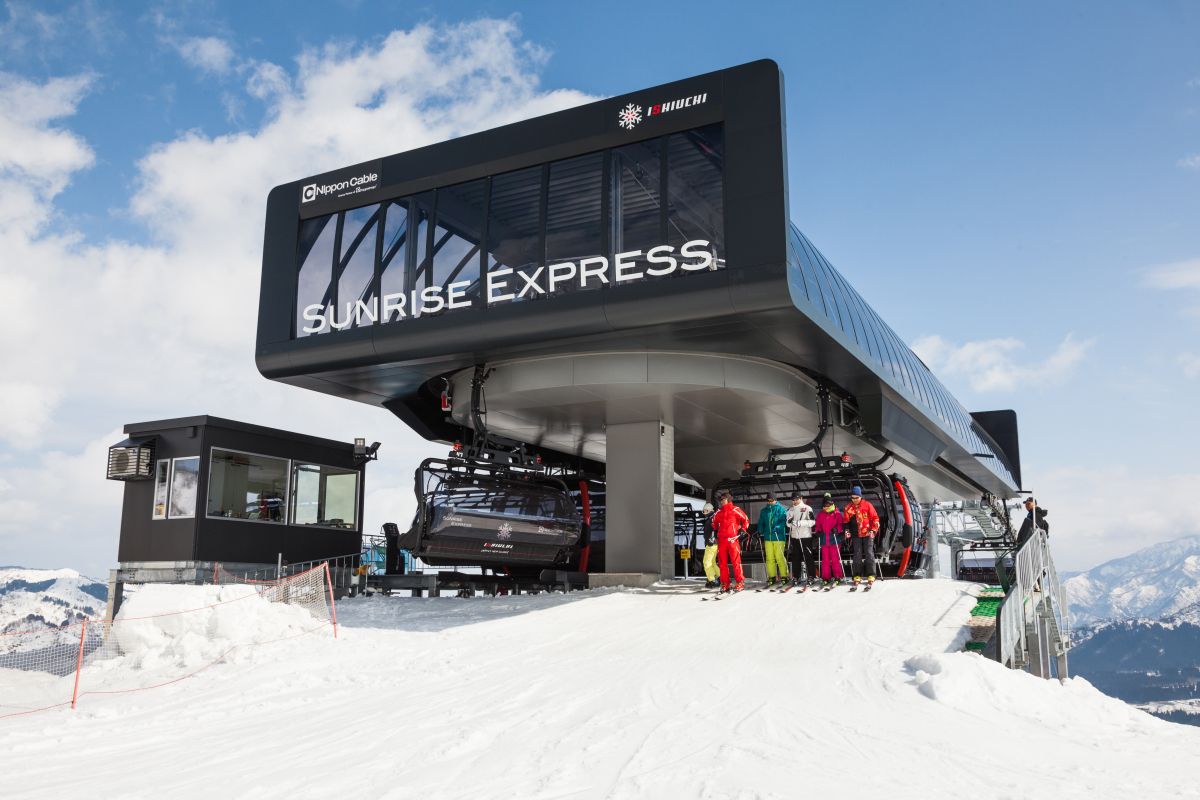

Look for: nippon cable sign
[298,160,384,213]
[300,239,720,334]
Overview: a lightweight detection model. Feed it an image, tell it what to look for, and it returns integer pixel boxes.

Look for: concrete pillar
[604,421,675,578]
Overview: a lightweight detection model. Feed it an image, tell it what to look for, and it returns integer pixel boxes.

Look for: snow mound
[99,584,328,673]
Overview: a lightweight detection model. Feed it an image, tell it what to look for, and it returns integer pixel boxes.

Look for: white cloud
[0,18,595,578]
[911,333,1092,393]
[174,35,237,75]
[1143,257,1200,290]
[1179,154,1200,170]
[1033,467,1200,572]
[1180,354,1200,378]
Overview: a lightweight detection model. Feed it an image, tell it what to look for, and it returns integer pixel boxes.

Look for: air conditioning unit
[106,437,156,481]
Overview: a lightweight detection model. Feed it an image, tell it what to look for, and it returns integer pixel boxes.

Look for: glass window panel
[797,234,838,326]
[295,215,335,337]
[612,139,663,274]
[379,199,409,321]
[822,255,871,354]
[152,460,169,520]
[167,457,200,519]
[546,152,604,291]
[290,463,359,530]
[808,244,849,336]
[789,228,824,310]
[408,194,434,317]
[337,204,380,321]
[486,167,543,304]
[666,125,724,258]
[785,233,810,302]
[432,180,486,301]
[206,449,289,524]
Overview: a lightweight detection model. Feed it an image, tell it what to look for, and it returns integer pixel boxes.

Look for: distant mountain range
[1064,536,1200,628]
[1062,538,1200,726]
[0,567,107,634]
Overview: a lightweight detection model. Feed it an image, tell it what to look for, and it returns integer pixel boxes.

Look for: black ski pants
[789,537,818,582]
[851,535,876,579]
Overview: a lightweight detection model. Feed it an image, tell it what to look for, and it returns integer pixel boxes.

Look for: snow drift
[1,580,1198,799]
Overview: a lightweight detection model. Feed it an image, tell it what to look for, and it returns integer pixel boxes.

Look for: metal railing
[995,531,1069,677]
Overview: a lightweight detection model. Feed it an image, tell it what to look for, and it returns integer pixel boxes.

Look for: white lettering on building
[300,239,719,334]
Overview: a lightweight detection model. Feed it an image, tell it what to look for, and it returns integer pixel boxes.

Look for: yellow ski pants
[764,540,788,580]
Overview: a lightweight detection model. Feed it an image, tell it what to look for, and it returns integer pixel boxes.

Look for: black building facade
[256,60,1020,578]
[109,416,366,566]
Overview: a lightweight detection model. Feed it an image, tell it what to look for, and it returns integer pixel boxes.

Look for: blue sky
[1,1,1197,576]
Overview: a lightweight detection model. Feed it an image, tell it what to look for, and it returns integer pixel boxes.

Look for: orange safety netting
[0,563,336,720]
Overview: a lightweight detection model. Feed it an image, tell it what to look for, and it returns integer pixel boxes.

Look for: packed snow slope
[3,580,1199,800]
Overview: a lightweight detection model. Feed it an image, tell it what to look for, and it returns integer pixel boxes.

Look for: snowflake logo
[617,103,643,130]
[497,522,513,540]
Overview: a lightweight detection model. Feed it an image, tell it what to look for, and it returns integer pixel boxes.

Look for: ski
[780,583,794,594]
[849,582,859,592]
[863,580,875,592]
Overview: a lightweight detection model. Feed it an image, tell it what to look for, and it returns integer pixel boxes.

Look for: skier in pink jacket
[813,493,846,588]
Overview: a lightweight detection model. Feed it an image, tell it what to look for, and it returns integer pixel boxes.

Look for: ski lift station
[256,58,1026,577]
[100,60,1069,677]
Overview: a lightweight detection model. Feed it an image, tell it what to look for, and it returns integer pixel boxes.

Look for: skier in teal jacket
[757,494,789,587]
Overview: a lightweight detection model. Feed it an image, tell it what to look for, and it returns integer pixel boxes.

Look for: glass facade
[296,123,725,336]
[206,448,289,523]
[787,224,1016,487]
[167,457,200,519]
[291,463,359,529]
[152,459,169,520]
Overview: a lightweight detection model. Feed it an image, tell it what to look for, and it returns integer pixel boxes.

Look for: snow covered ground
[2,579,1198,799]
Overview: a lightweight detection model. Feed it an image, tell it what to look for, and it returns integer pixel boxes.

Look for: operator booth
[104,415,369,616]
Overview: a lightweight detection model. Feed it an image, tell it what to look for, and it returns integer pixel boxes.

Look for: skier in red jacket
[843,485,880,587]
[711,493,750,592]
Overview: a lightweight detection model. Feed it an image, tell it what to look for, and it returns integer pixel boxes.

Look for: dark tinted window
[546,153,604,289]
[486,166,543,303]
[666,125,724,253]
[431,180,486,303]
[295,214,335,337]
[379,199,409,321]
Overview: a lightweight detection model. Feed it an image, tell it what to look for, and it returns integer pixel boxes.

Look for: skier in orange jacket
[711,493,750,592]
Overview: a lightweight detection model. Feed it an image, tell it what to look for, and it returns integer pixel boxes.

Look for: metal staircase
[995,531,1070,678]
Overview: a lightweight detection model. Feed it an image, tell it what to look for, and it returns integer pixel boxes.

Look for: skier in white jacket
[786,495,817,587]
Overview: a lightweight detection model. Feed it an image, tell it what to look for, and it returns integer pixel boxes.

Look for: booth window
[291,463,359,529]
[167,457,200,519]
[206,448,289,523]
[152,460,169,519]
[546,152,604,288]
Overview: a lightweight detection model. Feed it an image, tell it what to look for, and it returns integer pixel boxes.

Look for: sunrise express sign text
[300,239,718,334]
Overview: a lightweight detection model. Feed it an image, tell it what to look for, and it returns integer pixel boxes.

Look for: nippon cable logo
[300,171,380,203]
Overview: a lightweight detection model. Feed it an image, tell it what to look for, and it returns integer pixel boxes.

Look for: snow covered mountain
[1064,535,1200,627]
[0,567,107,633]
[2,580,1198,798]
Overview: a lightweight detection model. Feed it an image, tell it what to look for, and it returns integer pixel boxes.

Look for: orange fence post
[324,562,338,639]
[71,618,88,710]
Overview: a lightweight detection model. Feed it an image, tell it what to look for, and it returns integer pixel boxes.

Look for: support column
[603,421,675,580]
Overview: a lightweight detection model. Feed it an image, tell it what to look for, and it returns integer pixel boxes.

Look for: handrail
[994,530,1069,677]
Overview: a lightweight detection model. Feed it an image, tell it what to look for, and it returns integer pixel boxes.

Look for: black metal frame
[398,456,585,573]
[711,449,922,575]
